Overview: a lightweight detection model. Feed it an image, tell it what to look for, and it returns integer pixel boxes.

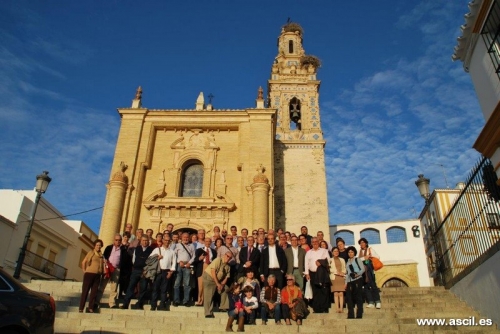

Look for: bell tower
[269,22,329,237]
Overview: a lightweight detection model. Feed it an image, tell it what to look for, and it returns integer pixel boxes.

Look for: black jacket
[238,246,261,277]
[192,247,217,277]
[312,259,330,286]
[133,246,153,270]
[259,245,287,277]
[102,245,128,266]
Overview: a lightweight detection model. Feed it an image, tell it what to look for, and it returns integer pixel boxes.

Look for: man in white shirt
[150,234,176,310]
[260,235,287,289]
[305,237,331,313]
[284,236,306,290]
[173,233,195,306]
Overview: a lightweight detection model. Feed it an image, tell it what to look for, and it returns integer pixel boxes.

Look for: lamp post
[415,174,430,203]
[13,171,52,279]
[414,174,444,286]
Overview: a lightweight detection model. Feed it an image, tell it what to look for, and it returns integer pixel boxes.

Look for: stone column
[99,162,129,245]
[251,165,270,230]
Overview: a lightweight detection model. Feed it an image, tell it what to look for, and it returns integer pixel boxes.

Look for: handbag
[304,281,313,299]
[368,248,383,271]
[104,261,115,279]
[370,257,383,271]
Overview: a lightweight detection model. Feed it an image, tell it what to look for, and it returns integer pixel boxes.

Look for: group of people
[79,223,382,331]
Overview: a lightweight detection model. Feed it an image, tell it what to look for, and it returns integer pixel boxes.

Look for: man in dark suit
[284,235,306,291]
[237,235,260,280]
[259,234,287,289]
[192,237,217,306]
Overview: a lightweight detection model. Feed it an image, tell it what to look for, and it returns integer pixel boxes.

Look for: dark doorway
[172,228,197,236]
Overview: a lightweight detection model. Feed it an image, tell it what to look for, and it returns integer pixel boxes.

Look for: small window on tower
[289,40,294,54]
[289,97,301,130]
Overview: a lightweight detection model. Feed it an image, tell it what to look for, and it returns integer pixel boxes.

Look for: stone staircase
[24,281,499,334]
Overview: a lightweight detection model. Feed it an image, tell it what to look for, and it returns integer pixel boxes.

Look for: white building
[452,0,500,181]
[0,189,98,282]
[330,219,431,287]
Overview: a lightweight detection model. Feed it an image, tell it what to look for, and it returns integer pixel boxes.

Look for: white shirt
[267,245,280,268]
[150,246,177,271]
[304,247,330,274]
[291,246,299,268]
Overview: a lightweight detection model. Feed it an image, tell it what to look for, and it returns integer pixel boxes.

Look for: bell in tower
[289,97,301,130]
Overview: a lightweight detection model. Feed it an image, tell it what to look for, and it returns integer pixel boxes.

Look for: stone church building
[99,23,330,244]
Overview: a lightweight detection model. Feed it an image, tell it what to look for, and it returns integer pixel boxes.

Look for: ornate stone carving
[253,164,269,184]
[111,161,128,183]
[170,133,186,149]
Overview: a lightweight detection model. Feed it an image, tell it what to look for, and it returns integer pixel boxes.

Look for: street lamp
[13,171,52,279]
[415,174,431,202]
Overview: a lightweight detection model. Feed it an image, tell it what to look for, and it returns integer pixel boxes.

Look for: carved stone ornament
[111,161,129,183]
[170,133,186,149]
[135,86,142,100]
[253,164,269,184]
[257,86,264,100]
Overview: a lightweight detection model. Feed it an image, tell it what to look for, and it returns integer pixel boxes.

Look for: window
[289,97,301,130]
[382,278,408,288]
[360,228,381,244]
[334,230,354,246]
[482,0,500,74]
[289,40,294,53]
[48,250,57,263]
[487,213,500,228]
[33,244,46,269]
[181,162,204,197]
[386,226,407,243]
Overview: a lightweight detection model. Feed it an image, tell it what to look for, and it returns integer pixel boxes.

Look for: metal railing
[22,249,67,280]
[433,157,500,287]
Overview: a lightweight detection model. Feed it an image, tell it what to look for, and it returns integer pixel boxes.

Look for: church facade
[98,23,329,244]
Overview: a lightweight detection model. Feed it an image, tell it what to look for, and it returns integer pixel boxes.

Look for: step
[24,280,499,334]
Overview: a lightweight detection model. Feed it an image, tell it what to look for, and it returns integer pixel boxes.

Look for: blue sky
[0,1,483,234]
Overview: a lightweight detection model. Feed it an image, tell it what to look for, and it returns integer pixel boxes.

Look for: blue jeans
[261,303,281,322]
[174,267,191,304]
[228,309,245,318]
[123,268,149,307]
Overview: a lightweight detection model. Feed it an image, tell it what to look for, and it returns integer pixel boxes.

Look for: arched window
[289,97,301,130]
[334,230,354,246]
[360,228,381,244]
[386,226,407,243]
[382,278,408,288]
[181,162,204,197]
[289,40,294,53]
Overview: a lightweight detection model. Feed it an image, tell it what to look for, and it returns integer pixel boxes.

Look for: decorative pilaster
[99,162,129,245]
[250,164,270,231]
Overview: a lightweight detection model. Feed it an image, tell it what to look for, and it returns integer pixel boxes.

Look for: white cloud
[322,2,484,226]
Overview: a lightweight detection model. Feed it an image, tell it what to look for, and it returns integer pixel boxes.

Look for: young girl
[242,285,258,325]
[227,282,245,332]
[238,268,260,298]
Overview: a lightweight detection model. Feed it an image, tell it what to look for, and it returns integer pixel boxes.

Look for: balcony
[22,249,67,280]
